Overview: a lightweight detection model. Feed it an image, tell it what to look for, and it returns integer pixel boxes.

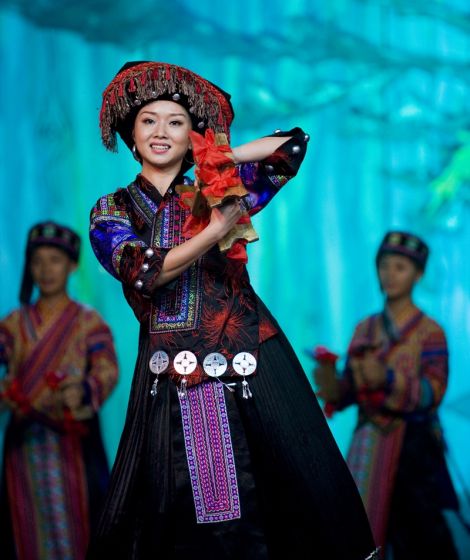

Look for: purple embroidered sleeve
[89,193,164,292]
[238,127,308,216]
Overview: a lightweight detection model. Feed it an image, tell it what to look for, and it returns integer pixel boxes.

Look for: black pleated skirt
[88,315,376,559]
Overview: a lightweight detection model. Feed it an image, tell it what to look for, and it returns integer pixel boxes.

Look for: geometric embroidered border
[150,262,202,333]
[150,195,202,333]
[179,381,241,523]
[28,426,74,560]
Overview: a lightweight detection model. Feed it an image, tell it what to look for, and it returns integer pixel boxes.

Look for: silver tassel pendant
[178,378,188,398]
[242,379,253,399]
[150,375,159,397]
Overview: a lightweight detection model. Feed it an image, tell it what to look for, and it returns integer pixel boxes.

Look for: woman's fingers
[217,201,242,225]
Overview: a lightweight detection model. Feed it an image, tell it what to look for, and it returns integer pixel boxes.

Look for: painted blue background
[1,0,469,554]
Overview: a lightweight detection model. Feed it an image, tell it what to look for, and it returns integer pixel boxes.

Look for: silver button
[304,133,310,142]
[145,248,154,258]
[273,129,281,134]
[265,164,274,173]
[149,351,169,374]
[203,353,228,377]
[172,93,181,101]
[292,145,301,154]
[232,352,257,376]
[173,351,198,375]
[141,262,149,272]
[134,279,143,290]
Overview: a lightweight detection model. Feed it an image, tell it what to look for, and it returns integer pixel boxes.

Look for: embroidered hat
[20,222,81,304]
[99,61,235,156]
[376,231,429,270]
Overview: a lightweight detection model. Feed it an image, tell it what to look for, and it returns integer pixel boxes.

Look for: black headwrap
[19,222,81,304]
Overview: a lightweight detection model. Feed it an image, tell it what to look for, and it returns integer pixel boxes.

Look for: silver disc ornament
[232,352,257,376]
[173,351,198,375]
[149,350,170,374]
[232,352,256,399]
[203,353,228,377]
[148,350,169,397]
[174,350,197,398]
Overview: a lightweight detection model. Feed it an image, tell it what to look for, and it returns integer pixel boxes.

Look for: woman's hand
[60,381,85,412]
[206,200,242,241]
[314,363,340,403]
[151,200,242,289]
[352,353,387,390]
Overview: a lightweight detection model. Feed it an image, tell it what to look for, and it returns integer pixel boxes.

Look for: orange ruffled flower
[196,166,241,199]
[189,128,248,206]
[178,129,259,262]
[226,240,248,263]
[189,128,233,169]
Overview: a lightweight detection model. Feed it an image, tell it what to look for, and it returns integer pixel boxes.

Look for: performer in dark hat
[19,221,81,304]
[314,231,459,559]
[0,222,119,560]
[89,61,378,559]
[375,230,429,271]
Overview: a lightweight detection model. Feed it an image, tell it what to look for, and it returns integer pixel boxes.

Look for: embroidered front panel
[152,195,184,249]
[179,382,241,523]
[150,196,202,333]
[27,425,75,560]
[128,182,159,226]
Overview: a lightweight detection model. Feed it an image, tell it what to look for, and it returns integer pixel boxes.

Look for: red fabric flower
[323,402,337,418]
[197,166,241,199]
[312,346,339,365]
[189,129,232,168]
[190,129,242,200]
[2,379,31,414]
[45,370,67,390]
[226,240,248,263]
[180,129,255,262]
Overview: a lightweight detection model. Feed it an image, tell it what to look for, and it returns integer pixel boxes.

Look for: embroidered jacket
[90,129,307,387]
[338,308,449,431]
[0,300,118,423]
[336,309,452,549]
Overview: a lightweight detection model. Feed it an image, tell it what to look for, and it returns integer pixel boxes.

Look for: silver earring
[132,144,141,163]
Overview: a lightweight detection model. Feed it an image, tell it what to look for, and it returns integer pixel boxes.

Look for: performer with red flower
[89,60,378,559]
[0,222,118,560]
[313,232,459,559]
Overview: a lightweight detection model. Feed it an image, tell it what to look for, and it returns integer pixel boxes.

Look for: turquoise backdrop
[1,0,470,553]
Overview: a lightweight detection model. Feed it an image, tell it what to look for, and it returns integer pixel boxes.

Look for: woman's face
[133,100,192,174]
[377,253,422,300]
[30,246,76,299]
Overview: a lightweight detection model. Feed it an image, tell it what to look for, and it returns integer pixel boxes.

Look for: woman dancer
[89,61,377,559]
